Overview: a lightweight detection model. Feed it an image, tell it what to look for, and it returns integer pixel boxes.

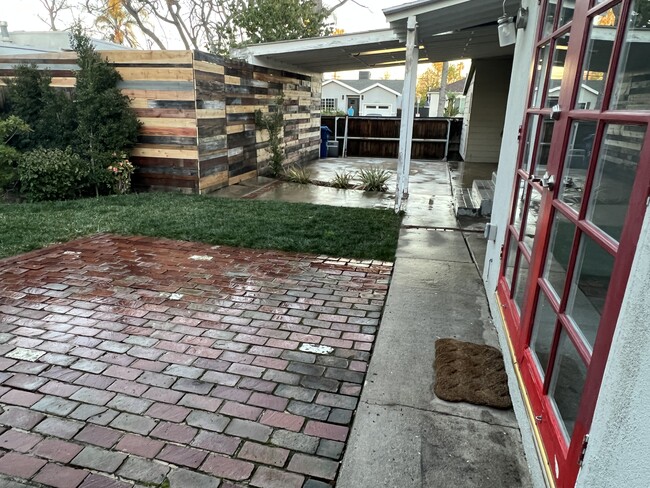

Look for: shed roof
[231,0,519,73]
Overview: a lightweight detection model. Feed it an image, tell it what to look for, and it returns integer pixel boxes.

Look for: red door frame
[496,0,650,486]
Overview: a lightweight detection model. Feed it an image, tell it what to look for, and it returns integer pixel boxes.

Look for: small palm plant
[285,165,312,184]
[330,171,354,189]
[357,168,392,192]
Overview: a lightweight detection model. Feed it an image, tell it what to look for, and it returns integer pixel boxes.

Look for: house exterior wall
[462,57,512,163]
[575,208,650,487]
[321,82,355,112]
[0,50,320,193]
[322,81,399,116]
[481,1,548,486]
[359,86,398,116]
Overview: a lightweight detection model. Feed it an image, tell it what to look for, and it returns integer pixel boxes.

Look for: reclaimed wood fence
[0,50,321,193]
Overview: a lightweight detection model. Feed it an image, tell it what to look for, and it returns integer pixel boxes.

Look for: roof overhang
[230,0,519,74]
[230,29,404,73]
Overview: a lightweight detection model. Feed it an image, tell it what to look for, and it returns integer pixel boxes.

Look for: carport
[231,0,519,211]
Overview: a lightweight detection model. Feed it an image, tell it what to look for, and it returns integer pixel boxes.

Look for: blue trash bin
[320,126,333,158]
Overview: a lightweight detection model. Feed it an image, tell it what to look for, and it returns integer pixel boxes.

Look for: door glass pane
[530,291,557,376]
[543,211,574,299]
[514,255,530,313]
[559,120,598,211]
[523,188,542,251]
[587,124,644,242]
[521,116,538,173]
[549,330,588,440]
[534,119,555,175]
[543,0,559,37]
[513,179,527,234]
[545,33,571,108]
[559,0,576,27]
[611,0,650,110]
[575,6,620,110]
[565,235,614,349]
[505,235,518,287]
[532,43,551,107]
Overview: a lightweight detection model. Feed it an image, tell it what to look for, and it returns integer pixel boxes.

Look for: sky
[0,0,466,80]
[0,0,401,38]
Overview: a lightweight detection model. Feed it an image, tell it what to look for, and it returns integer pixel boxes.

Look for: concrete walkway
[337,162,533,487]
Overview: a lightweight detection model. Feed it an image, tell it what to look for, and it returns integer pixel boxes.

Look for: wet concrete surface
[255,182,392,210]
[212,158,459,226]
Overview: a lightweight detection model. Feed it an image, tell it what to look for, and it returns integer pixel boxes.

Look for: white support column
[394,15,418,213]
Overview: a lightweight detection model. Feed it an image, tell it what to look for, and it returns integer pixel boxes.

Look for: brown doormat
[434,338,512,409]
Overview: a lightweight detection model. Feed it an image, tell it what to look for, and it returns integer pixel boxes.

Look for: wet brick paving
[0,234,392,487]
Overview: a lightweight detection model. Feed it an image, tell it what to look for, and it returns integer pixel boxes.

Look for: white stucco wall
[482,1,548,487]
[575,207,650,488]
[359,85,398,116]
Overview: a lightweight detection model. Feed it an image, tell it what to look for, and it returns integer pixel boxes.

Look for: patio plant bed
[0,192,401,261]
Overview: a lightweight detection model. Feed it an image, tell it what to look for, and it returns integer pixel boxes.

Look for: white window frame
[321,98,337,112]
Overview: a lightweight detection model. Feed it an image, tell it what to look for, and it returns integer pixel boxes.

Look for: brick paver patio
[0,234,392,487]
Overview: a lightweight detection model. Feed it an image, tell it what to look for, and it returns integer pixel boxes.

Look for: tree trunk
[437,61,449,117]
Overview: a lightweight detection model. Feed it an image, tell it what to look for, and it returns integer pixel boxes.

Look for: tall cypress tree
[70,26,140,196]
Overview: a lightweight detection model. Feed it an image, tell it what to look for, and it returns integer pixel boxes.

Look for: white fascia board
[359,83,401,96]
[383,0,469,22]
[230,29,399,58]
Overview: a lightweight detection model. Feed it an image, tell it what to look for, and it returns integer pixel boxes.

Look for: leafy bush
[4,28,140,198]
[358,168,392,191]
[285,165,312,184]
[19,148,89,201]
[4,65,76,150]
[255,96,285,176]
[0,116,30,190]
[331,171,354,189]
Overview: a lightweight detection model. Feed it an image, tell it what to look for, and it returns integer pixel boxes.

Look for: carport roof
[230,0,519,73]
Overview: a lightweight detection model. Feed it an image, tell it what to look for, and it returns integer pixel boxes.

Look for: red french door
[497,0,650,486]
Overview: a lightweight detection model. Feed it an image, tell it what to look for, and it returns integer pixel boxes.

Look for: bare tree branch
[38,0,71,31]
[120,0,168,49]
[328,0,369,13]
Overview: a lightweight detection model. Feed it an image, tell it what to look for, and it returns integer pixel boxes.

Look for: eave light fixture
[497,0,516,47]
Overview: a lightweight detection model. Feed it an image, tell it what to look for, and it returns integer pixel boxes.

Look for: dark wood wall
[0,50,320,194]
[192,52,320,193]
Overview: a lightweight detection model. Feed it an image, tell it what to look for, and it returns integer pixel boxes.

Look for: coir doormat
[434,338,512,409]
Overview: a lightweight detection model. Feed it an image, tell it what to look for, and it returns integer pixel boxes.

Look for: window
[322,98,337,112]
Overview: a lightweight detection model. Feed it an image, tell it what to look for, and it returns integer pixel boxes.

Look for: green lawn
[0,193,401,261]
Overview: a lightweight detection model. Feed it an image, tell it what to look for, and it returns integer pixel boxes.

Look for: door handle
[541,172,555,191]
